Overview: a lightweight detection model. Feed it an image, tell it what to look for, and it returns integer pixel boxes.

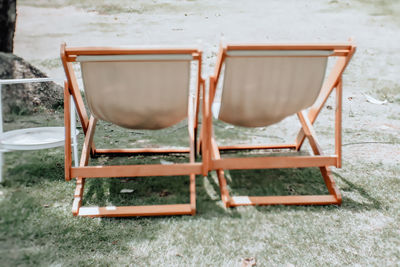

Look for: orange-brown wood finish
[61,44,204,217]
[64,81,72,181]
[204,42,356,207]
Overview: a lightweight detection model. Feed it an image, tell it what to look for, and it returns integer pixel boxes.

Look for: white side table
[0,78,79,182]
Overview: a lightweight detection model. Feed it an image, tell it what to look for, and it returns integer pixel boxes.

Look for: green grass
[1,110,400,266]
[7,0,400,264]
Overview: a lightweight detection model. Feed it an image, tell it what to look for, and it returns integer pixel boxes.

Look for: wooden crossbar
[226,44,353,50]
[229,195,339,206]
[71,163,202,178]
[95,148,190,154]
[218,143,297,151]
[212,156,337,170]
[65,47,199,57]
[78,204,194,217]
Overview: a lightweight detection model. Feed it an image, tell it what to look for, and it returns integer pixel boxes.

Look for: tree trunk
[0,0,17,53]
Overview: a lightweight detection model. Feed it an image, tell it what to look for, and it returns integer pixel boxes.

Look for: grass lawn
[0,110,399,266]
[2,0,400,265]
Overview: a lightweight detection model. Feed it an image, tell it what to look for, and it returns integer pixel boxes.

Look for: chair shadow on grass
[331,171,383,211]
[203,166,383,214]
[81,174,229,218]
[80,152,231,217]
[4,150,383,218]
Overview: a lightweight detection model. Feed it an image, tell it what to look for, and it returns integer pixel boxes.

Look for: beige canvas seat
[202,42,356,207]
[61,44,205,217]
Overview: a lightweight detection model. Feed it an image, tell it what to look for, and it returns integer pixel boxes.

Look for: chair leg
[320,166,342,204]
[189,174,196,215]
[72,178,85,216]
[216,169,231,207]
[210,138,231,207]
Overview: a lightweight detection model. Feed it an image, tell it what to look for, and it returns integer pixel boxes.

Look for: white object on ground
[0,127,79,150]
[0,79,80,182]
[160,159,173,165]
[363,93,388,105]
[120,189,134,194]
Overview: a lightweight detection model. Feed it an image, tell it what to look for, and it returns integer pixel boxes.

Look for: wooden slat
[71,163,202,178]
[95,148,190,154]
[71,197,81,216]
[65,62,90,133]
[73,179,84,197]
[66,47,199,58]
[78,204,193,217]
[297,111,324,156]
[335,80,343,168]
[212,45,226,84]
[80,116,97,167]
[210,138,231,206]
[201,81,212,175]
[60,43,90,134]
[226,44,352,51]
[64,82,72,181]
[332,50,351,56]
[212,156,337,170]
[188,102,197,214]
[189,174,196,214]
[226,51,348,57]
[230,195,339,206]
[219,143,296,151]
[71,178,85,216]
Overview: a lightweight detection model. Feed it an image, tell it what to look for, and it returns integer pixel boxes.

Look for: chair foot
[229,195,340,206]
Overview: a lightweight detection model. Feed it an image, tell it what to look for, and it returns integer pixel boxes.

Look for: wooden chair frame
[61,44,206,217]
[203,42,356,207]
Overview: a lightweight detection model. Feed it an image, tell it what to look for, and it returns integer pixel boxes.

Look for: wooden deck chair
[203,42,356,207]
[61,44,206,217]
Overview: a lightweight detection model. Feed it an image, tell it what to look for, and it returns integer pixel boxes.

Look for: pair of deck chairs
[61,42,355,217]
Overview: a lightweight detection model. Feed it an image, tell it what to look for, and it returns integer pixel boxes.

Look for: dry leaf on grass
[159,190,171,197]
[241,257,256,267]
